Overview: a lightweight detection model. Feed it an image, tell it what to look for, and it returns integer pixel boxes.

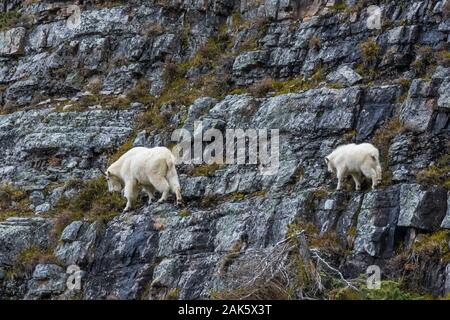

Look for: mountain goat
[325,143,382,191]
[103,147,182,212]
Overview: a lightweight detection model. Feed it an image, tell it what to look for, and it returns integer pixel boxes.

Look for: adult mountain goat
[325,143,382,191]
[103,147,182,211]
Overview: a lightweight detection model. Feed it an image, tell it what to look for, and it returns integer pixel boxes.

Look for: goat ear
[99,168,108,176]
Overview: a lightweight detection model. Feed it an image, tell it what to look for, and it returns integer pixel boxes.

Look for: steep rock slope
[0,0,449,299]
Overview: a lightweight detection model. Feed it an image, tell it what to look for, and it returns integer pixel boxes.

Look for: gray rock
[0,108,138,189]
[0,217,54,269]
[326,65,362,86]
[398,184,448,231]
[133,130,147,147]
[400,97,435,132]
[353,187,400,258]
[0,0,449,300]
[0,27,26,56]
[232,50,268,71]
[56,221,98,266]
[35,203,51,214]
[384,26,419,45]
[60,221,84,242]
[29,191,45,206]
[445,264,450,296]
[83,210,160,299]
[25,264,67,300]
[438,78,450,109]
[440,192,450,229]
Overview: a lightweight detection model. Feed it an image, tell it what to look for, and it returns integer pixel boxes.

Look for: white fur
[106,147,182,211]
[325,143,382,191]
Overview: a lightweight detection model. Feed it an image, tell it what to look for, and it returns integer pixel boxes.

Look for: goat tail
[166,156,181,192]
[369,149,382,179]
[369,149,380,163]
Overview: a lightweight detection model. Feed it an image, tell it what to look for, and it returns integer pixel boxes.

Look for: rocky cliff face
[0,0,449,300]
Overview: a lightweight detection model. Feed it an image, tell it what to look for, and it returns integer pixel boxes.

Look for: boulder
[0,218,54,269]
[0,27,26,56]
[326,65,362,86]
[353,187,400,259]
[55,221,98,266]
[398,184,448,231]
[24,264,67,300]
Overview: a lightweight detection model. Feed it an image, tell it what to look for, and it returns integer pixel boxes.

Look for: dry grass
[360,38,380,67]
[190,163,221,177]
[0,11,22,31]
[52,176,125,238]
[416,152,450,189]
[7,246,60,279]
[372,117,406,187]
[248,77,274,98]
[0,184,33,222]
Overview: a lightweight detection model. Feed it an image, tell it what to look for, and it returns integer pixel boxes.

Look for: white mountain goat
[102,147,183,211]
[325,143,382,191]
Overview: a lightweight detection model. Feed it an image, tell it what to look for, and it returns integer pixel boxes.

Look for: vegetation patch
[58,94,131,112]
[224,192,246,202]
[331,279,427,300]
[246,65,324,98]
[328,2,347,12]
[201,195,220,208]
[372,117,406,187]
[0,184,33,222]
[411,46,436,77]
[52,176,125,238]
[0,11,22,31]
[435,49,450,67]
[358,38,381,81]
[7,246,60,280]
[412,230,450,259]
[178,209,191,218]
[416,152,450,189]
[385,230,450,296]
[360,38,380,66]
[190,163,221,177]
[287,219,343,256]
